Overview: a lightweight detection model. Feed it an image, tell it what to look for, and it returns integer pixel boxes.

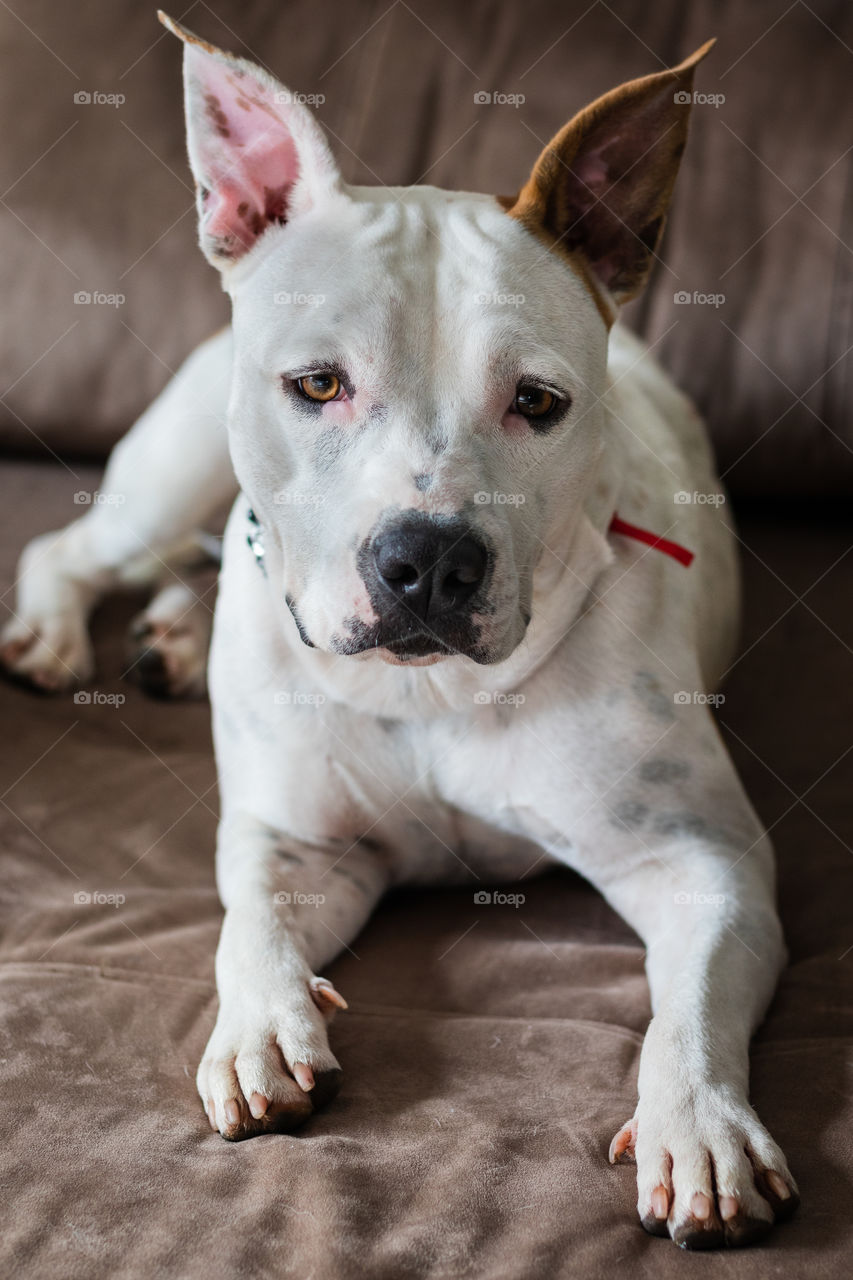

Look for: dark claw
[672,1218,726,1251]
[722,1212,774,1248]
[640,1213,670,1238]
[310,1066,343,1110]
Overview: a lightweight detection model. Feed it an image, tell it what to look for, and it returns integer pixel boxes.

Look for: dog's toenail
[719,1195,739,1221]
[207,1101,217,1129]
[248,1092,268,1118]
[766,1171,790,1200]
[310,977,348,1011]
[293,1062,315,1091]
[691,1193,712,1220]
[224,1099,240,1126]
[651,1186,669,1219]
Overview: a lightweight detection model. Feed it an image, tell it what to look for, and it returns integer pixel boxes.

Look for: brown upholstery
[1,2,851,1275]
[1,0,851,495]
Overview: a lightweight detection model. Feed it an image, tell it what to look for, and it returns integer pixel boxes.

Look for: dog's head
[161,13,710,667]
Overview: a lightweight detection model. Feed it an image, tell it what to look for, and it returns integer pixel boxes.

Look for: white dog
[1,13,799,1249]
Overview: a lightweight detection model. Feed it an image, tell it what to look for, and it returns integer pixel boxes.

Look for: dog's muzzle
[343,511,492,659]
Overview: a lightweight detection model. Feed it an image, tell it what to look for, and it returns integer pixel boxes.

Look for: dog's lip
[379,634,454,658]
[341,632,458,661]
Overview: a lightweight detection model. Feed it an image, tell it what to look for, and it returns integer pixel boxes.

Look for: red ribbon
[608,514,695,567]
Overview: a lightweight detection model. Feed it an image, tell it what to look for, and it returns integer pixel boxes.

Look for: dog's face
[226,188,608,665]
[162,14,708,666]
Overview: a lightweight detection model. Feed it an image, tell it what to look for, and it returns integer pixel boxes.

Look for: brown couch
[2,3,851,1276]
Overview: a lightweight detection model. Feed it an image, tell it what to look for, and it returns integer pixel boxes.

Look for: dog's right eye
[514,384,558,419]
[295,373,342,402]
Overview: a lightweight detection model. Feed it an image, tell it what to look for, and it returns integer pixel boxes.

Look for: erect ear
[158,12,341,271]
[504,41,715,306]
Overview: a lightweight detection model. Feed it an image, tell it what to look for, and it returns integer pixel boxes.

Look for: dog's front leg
[603,838,799,1247]
[198,812,388,1140]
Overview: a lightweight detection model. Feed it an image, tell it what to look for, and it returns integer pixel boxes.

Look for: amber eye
[514,384,557,419]
[297,373,341,402]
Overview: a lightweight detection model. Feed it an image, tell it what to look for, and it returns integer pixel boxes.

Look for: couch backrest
[1,0,850,496]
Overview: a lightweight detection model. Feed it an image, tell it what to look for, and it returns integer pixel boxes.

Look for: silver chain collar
[246,506,266,576]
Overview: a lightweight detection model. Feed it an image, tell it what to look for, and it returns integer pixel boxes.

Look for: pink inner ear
[187,51,300,259]
[571,144,613,191]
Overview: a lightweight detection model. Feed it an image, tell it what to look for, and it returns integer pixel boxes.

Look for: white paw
[0,616,93,696]
[125,583,212,699]
[0,530,95,692]
[197,976,347,1141]
[0,610,94,692]
[610,1092,799,1249]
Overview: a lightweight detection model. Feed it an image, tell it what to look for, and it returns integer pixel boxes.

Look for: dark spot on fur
[611,799,649,829]
[204,94,231,138]
[413,473,433,492]
[654,811,730,843]
[632,671,676,722]
[638,758,691,784]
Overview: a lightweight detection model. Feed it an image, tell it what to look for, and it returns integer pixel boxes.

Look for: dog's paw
[125,583,211,699]
[197,976,347,1140]
[1,530,95,693]
[609,1094,799,1249]
[0,610,94,693]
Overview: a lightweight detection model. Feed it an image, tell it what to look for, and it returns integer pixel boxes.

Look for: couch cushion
[1,461,852,1276]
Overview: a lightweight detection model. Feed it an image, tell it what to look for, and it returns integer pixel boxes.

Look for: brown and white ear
[505,40,715,305]
[158,12,341,270]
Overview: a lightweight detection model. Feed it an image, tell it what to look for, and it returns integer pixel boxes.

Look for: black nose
[372,515,488,621]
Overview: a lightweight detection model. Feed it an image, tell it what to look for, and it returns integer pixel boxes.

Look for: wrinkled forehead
[228,186,604,378]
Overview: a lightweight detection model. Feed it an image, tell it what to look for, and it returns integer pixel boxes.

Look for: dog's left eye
[513,384,562,422]
[296,373,342,402]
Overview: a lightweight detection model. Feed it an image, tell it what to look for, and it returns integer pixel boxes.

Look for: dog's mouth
[335,630,457,663]
[329,614,492,664]
[374,634,455,665]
